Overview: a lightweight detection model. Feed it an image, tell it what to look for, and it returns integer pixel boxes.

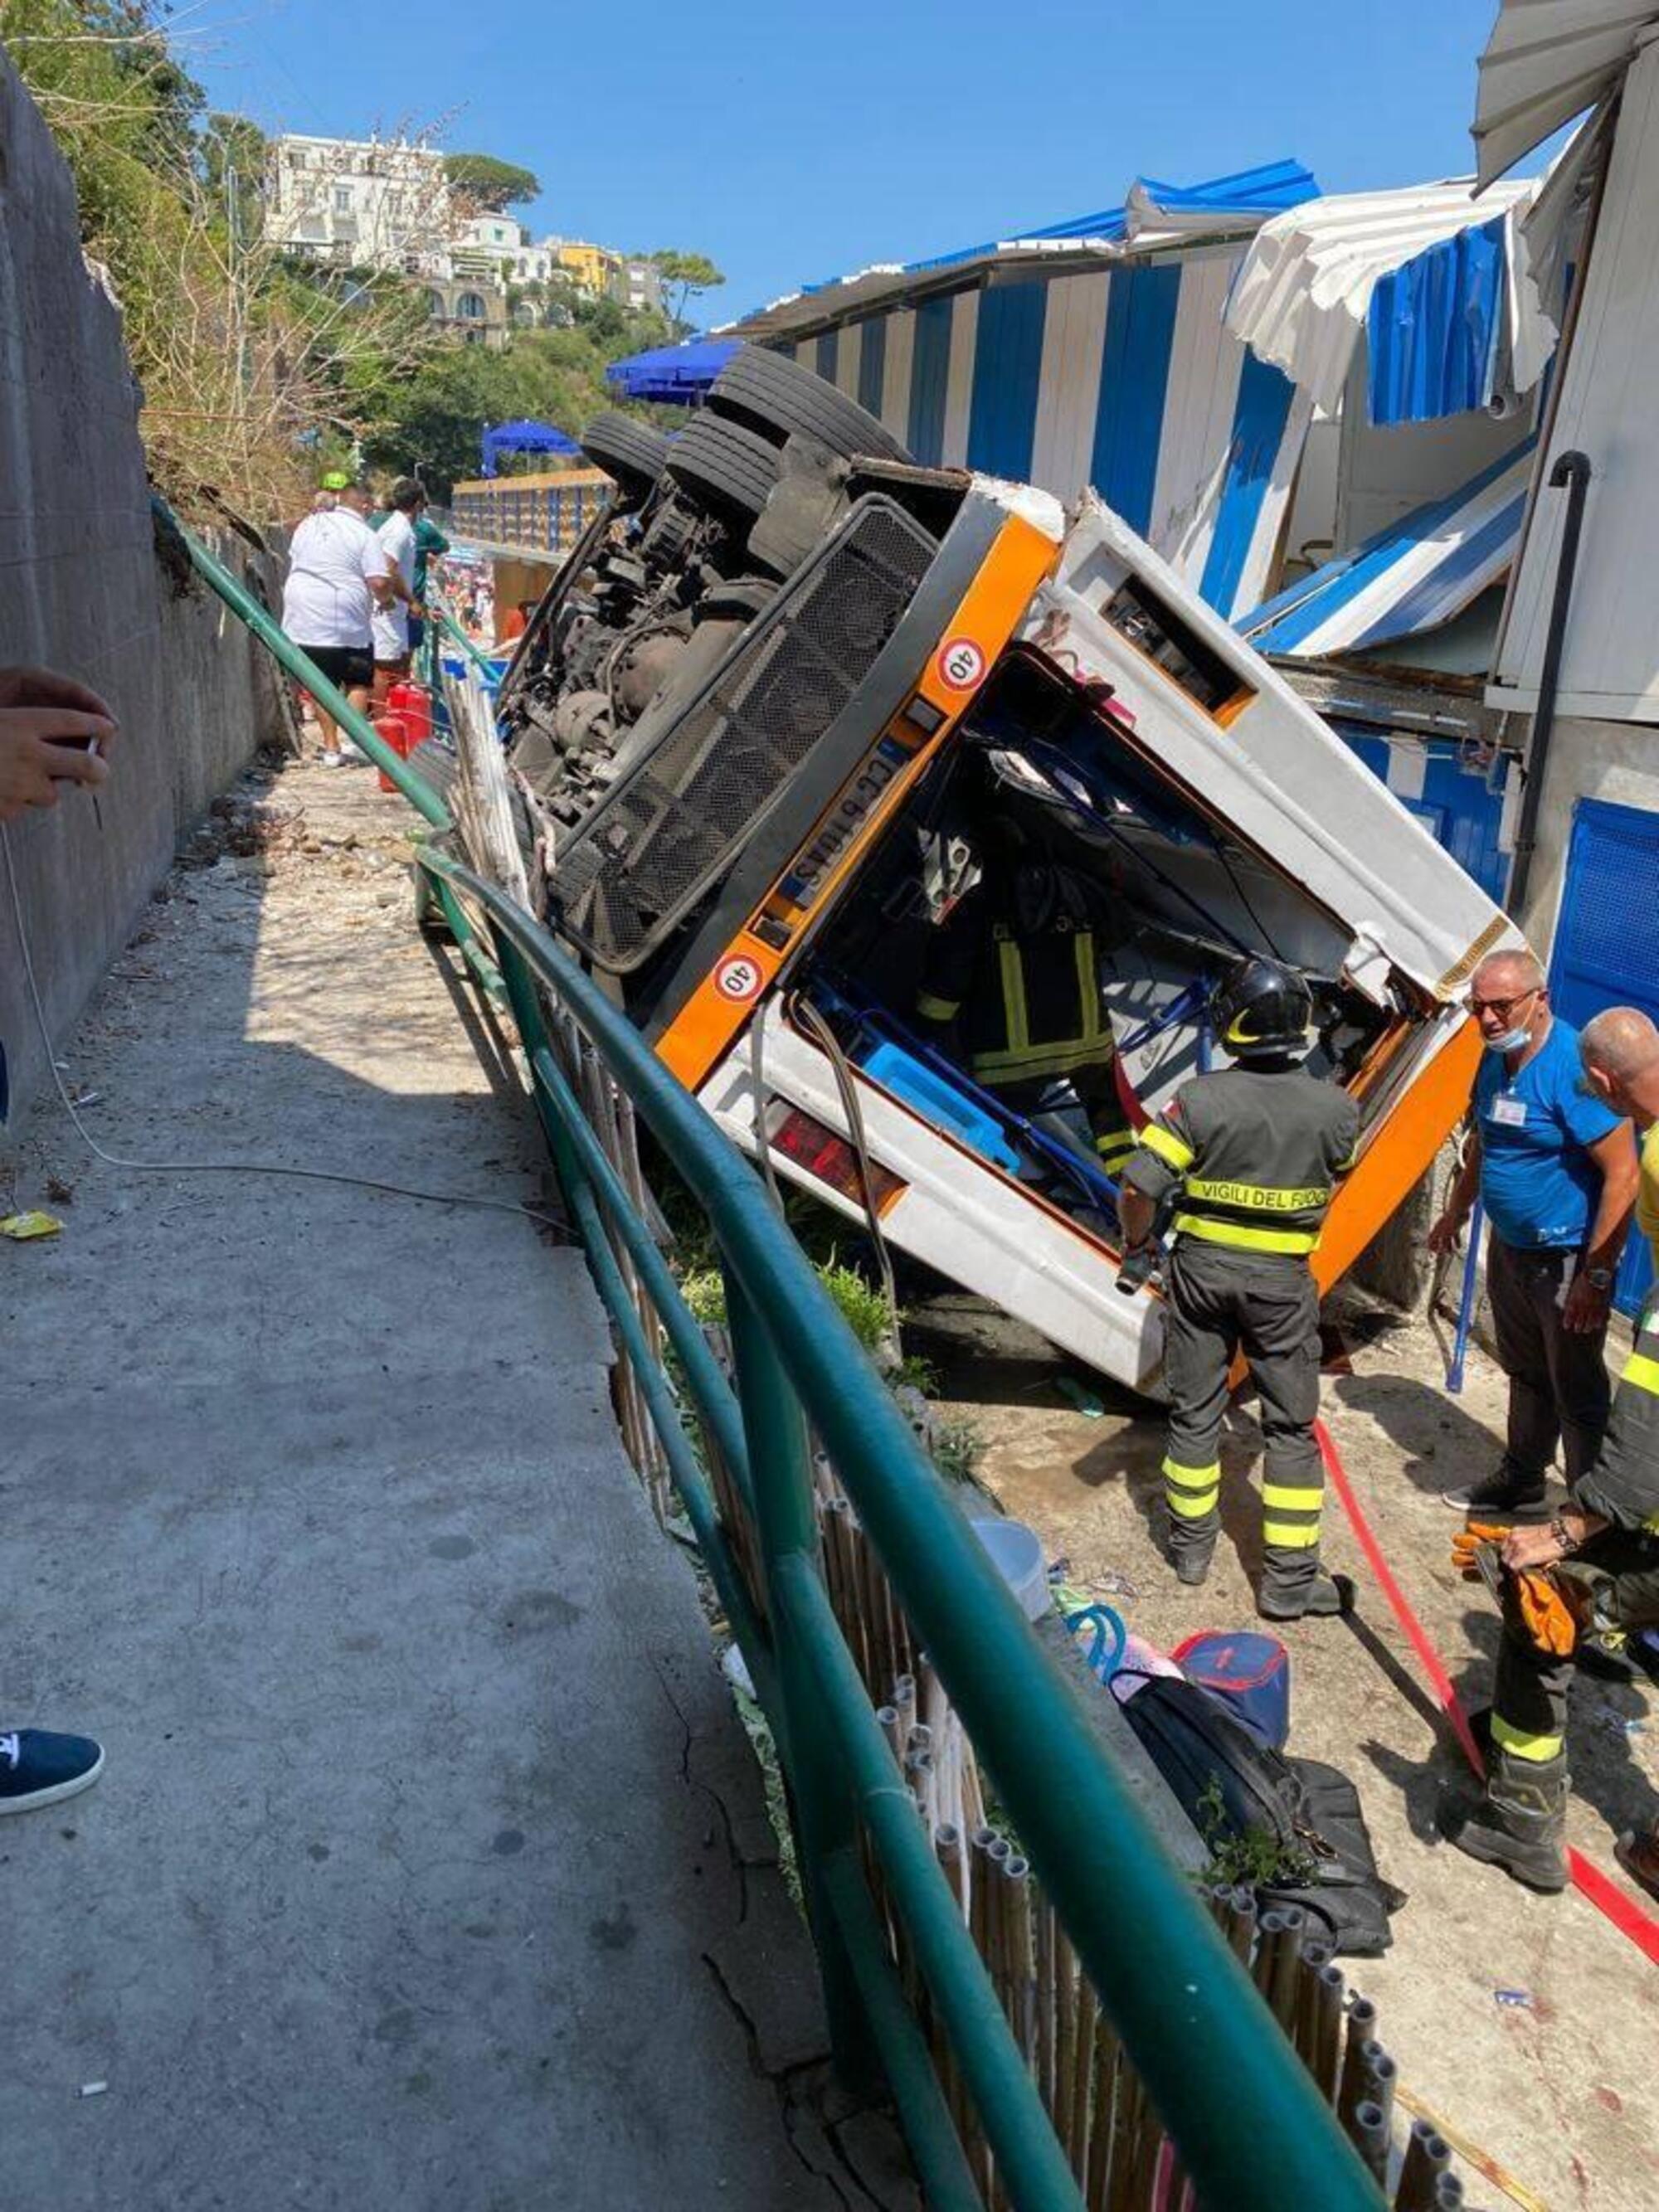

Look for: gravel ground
[917,1289,1658,2211]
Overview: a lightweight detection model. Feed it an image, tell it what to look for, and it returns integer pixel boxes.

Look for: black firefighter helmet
[1211,956,1314,1061]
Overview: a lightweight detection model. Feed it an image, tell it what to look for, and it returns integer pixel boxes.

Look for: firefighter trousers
[1161,1242,1325,1600]
[1492,1526,1659,1767]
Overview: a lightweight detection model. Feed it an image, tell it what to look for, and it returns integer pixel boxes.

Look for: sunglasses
[1469,987,1540,1020]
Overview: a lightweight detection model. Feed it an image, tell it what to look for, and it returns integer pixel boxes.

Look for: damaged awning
[1475,2,1659,183]
[1224,178,1554,422]
[606,338,739,404]
[1238,436,1536,660]
[717,160,1318,343]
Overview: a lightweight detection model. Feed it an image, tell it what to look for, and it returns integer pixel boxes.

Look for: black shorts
[302,644,373,692]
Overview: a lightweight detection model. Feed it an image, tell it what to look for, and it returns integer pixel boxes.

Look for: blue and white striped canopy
[788,251,1310,623]
[724,163,1320,621]
[1238,435,1536,659]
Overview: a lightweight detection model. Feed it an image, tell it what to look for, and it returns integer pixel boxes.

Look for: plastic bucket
[971,1516,1049,1621]
[1171,1629,1292,1749]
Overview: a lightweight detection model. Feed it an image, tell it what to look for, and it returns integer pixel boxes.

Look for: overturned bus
[496,348,1520,1393]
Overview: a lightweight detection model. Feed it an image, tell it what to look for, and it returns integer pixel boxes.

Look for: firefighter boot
[1166,1514,1215,1587]
[1442,1748,1569,1894]
[1257,1548,1351,1621]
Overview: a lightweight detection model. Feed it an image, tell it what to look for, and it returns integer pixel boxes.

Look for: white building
[265,134,453,275]
[265,133,663,333]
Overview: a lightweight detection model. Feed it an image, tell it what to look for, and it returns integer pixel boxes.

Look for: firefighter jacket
[1121,1063,1360,1262]
[916,863,1121,1088]
[1575,1296,1659,1537]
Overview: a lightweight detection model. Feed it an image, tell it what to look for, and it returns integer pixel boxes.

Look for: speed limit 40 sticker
[936,636,986,692]
[714,955,764,1003]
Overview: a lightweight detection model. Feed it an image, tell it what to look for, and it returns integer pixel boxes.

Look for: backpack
[1119,1673,1405,1956]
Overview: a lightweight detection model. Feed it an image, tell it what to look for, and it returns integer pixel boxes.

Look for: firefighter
[914,802,1136,1179]
[1443,1005,1659,1894]
[1117,957,1360,1620]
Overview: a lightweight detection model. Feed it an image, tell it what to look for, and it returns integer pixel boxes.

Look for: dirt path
[923,1297,1659,2212]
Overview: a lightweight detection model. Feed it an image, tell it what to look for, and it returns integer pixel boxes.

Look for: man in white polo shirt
[280,474,394,766]
[371,478,426,710]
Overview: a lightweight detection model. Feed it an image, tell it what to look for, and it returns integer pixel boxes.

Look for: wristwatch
[1586,1266,1615,1291]
[1550,1514,1579,1556]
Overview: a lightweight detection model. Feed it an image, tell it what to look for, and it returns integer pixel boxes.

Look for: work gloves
[1452,1529,1597,1659]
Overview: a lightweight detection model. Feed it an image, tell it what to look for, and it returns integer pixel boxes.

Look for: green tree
[202,111,266,221]
[649,249,726,333]
[358,308,676,498]
[444,153,541,211]
[7,2,440,517]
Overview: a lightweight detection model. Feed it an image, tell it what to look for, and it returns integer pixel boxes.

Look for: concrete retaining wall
[0,52,284,1144]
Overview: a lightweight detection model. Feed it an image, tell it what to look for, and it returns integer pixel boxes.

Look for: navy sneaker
[0,1728,105,1816]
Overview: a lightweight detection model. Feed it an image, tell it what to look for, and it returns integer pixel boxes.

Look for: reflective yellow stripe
[1262,1484,1324,1513]
[1174,1215,1318,1256]
[1169,1487,1220,1520]
[973,1035,1120,1080]
[1622,1350,1659,1398]
[1185,1178,1331,1214]
[1140,1121,1195,1172]
[997,936,1029,1056]
[1491,1715,1565,1763]
[1262,1519,1322,1548]
[1095,1130,1137,1161]
[1163,1458,1221,1490]
[1074,929,1100,1044]
[916,992,960,1022]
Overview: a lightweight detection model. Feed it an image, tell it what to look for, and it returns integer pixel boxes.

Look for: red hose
[1314,1418,1659,1966]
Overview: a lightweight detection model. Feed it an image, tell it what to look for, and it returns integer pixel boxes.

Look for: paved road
[1,760,906,2212]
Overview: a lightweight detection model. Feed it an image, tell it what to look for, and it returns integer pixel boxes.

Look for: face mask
[1487,1026,1532,1055]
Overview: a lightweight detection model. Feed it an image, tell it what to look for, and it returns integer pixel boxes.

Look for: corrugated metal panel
[717,159,1317,343]
[967,280,1048,479]
[1550,795,1659,1315]
[1340,726,1510,902]
[1195,355,1306,615]
[1491,33,1659,719]
[834,319,862,401]
[857,314,886,418]
[1365,216,1507,421]
[1122,161,1321,238]
[1091,265,1181,533]
[1151,253,1245,549]
[879,309,915,445]
[714,166,1325,620]
[1242,437,1535,658]
[1029,270,1111,499]
[1475,2,1659,184]
[906,295,954,462]
[1226,180,1543,418]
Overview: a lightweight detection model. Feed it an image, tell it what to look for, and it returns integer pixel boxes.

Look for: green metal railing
[173,509,1383,2212]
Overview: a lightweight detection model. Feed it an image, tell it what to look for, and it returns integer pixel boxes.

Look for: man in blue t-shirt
[1429,948,1638,1517]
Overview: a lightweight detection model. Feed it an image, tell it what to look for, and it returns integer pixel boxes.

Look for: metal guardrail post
[777,1555,1087,2210]
[819,1851,982,2212]
[418,855,1383,2212]
[178,513,1386,2206]
[432,597,496,678]
[722,1266,874,2100]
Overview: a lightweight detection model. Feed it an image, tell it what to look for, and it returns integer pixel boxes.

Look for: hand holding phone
[0,667,117,823]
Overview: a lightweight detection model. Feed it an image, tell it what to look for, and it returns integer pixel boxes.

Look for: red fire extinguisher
[373,712,410,794]
[386,680,432,751]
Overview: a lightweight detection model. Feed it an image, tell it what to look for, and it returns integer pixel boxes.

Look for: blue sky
[196,0,1505,326]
